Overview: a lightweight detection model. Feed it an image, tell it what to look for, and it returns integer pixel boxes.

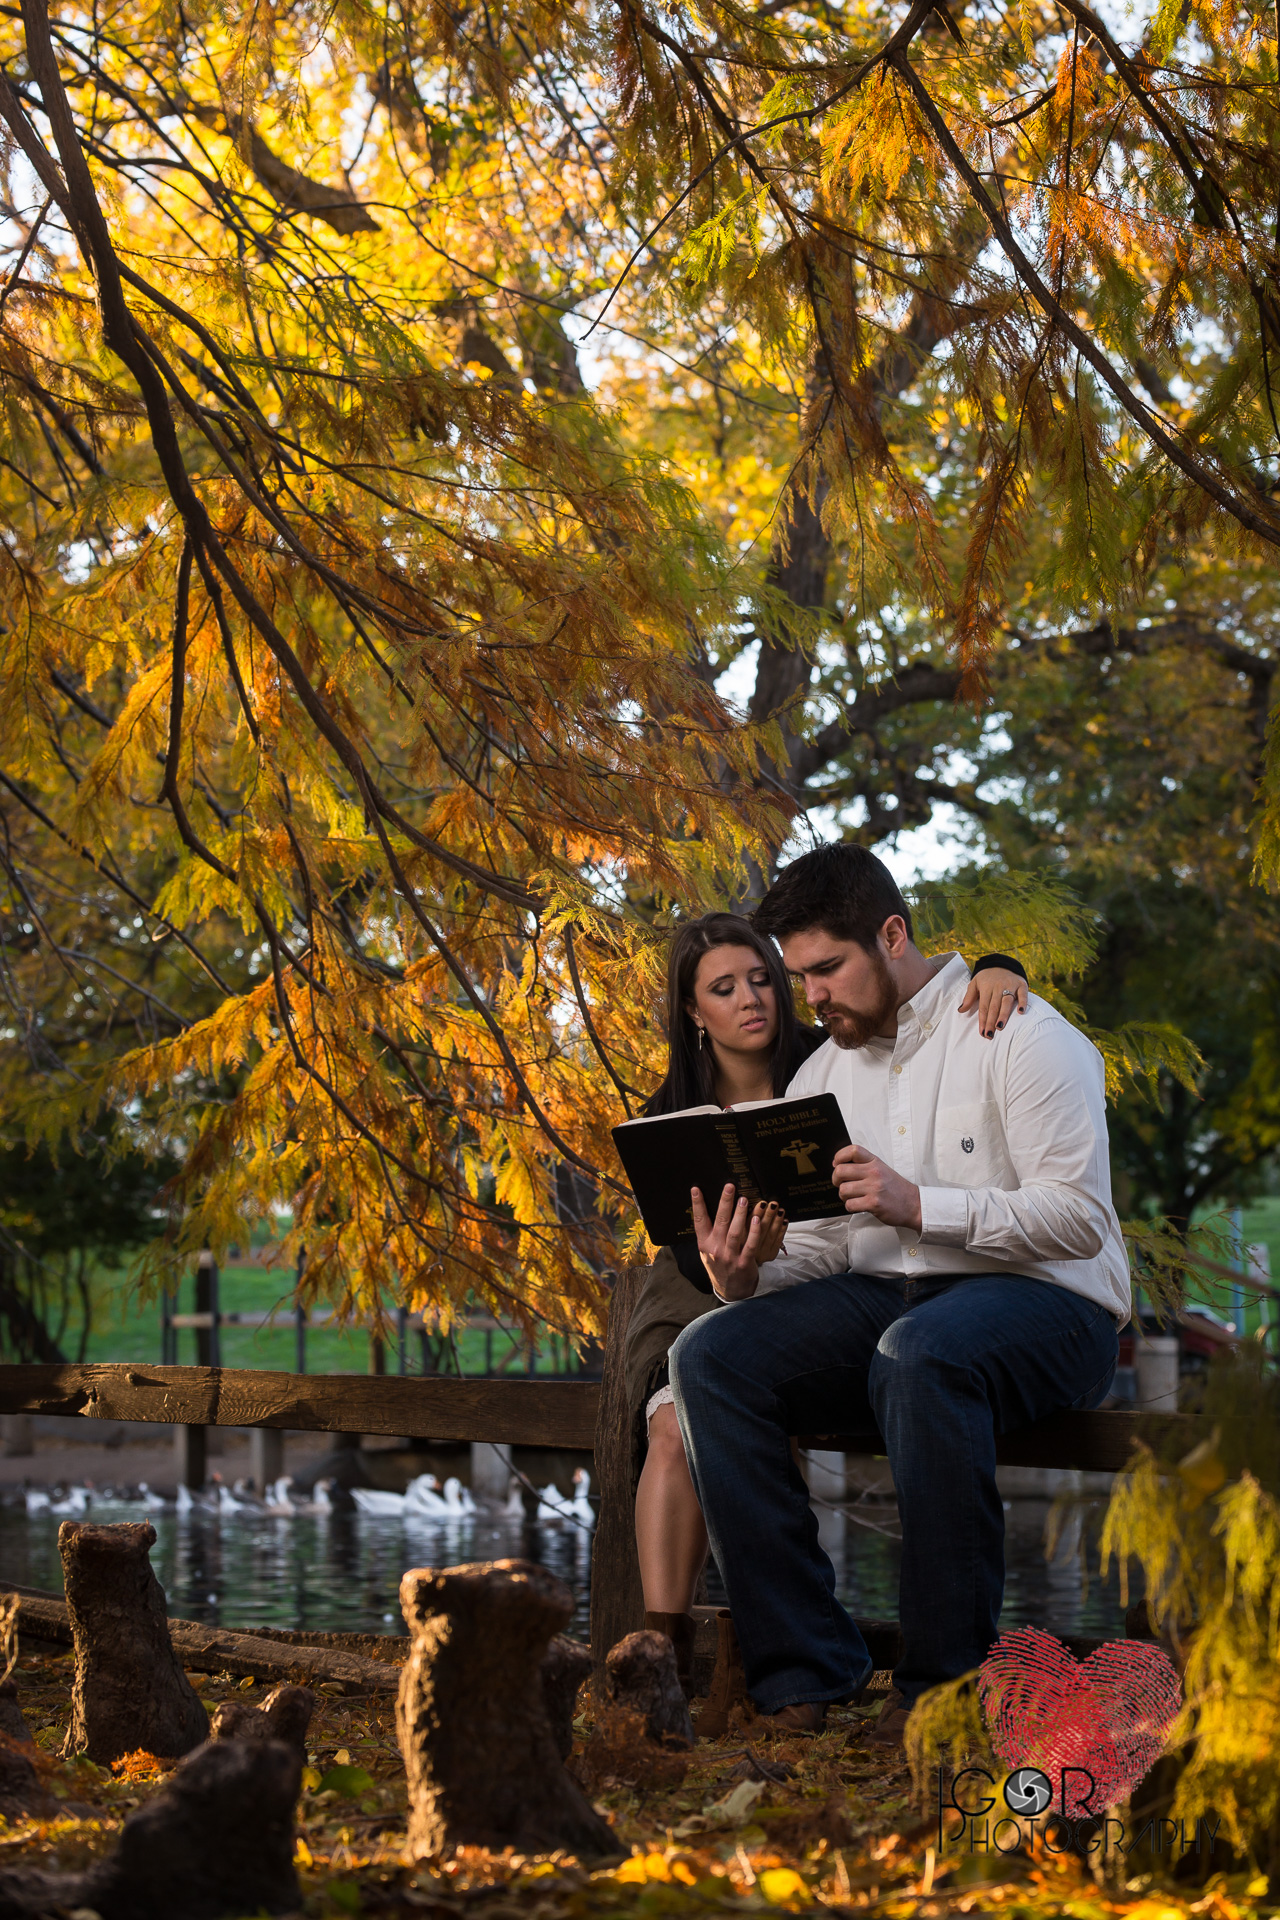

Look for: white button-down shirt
[755,953,1131,1322]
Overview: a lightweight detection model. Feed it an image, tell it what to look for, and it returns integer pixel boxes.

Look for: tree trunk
[589,1264,646,1674]
[59,1521,210,1764]
[397,1558,617,1860]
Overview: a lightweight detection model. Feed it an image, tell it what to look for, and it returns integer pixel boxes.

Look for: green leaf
[317,1763,375,1796]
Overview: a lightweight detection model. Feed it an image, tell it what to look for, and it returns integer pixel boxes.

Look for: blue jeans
[669,1272,1118,1710]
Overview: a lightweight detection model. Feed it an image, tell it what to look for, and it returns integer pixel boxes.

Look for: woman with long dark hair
[623,912,1027,1705]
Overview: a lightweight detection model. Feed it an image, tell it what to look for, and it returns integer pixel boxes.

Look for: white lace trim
[645,1384,676,1426]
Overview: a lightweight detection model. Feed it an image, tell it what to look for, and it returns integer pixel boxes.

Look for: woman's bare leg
[635,1401,709,1613]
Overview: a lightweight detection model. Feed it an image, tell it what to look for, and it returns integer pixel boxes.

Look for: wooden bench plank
[799,1409,1170,1475]
[0,1364,601,1450]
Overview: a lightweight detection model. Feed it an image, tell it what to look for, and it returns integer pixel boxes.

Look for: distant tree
[0,1125,176,1360]
[963,597,1280,1227]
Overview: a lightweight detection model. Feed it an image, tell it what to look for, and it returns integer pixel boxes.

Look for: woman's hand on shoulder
[958,966,1028,1039]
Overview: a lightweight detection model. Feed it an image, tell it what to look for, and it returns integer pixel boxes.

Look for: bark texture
[14,1584,398,1691]
[605,1630,694,1745]
[59,1520,209,1763]
[397,1558,616,1859]
[210,1682,315,1755]
[589,1264,646,1670]
[0,1738,301,1919]
[539,1635,592,1761]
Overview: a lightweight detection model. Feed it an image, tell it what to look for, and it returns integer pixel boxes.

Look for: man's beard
[818,948,900,1049]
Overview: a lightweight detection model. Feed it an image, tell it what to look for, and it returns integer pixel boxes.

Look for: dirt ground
[0,1652,1270,1920]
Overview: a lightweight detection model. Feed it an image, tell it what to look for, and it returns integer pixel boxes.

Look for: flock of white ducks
[23,1467,597,1527]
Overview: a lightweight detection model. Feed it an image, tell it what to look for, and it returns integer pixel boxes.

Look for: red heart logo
[978,1627,1182,1813]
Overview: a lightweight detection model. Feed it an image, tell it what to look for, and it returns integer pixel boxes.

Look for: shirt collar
[893,952,969,1044]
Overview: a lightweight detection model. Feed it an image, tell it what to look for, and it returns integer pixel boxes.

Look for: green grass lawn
[75,1195,1280,1369]
[82,1254,581,1375]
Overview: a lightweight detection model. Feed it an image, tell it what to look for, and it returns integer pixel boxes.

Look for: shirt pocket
[934,1101,1012,1187]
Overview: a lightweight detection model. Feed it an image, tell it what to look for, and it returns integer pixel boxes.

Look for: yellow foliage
[0,0,1268,1342]
[1100,1356,1280,1865]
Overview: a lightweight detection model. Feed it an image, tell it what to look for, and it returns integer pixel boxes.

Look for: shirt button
[892,1065,903,1075]
[897,1125,906,1135]
[908,1246,920,1257]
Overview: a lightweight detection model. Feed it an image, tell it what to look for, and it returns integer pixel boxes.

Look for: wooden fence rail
[0,1364,601,1449]
[0,1361,1161,1466]
[0,1357,1173,1667]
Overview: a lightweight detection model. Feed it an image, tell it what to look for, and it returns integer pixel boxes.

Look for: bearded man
[669,844,1128,1741]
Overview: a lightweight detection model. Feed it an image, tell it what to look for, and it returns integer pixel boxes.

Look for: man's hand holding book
[832,1145,921,1231]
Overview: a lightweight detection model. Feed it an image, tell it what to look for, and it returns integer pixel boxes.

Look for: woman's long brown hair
[644,913,823,1116]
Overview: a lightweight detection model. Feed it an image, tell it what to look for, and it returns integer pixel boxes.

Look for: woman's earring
[696,1024,705,1050]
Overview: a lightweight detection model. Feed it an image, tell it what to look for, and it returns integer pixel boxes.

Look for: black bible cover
[613,1094,852,1246]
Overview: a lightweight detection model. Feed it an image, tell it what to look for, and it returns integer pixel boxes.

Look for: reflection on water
[809,1497,1132,1641]
[0,1502,596,1640]
[0,1494,1128,1644]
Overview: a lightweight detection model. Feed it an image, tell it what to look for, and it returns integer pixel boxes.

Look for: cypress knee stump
[397,1559,616,1860]
[211,1684,315,1756]
[0,1739,303,1920]
[605,1630,693,1746]
[79,1738,303,1920]
[540,1636,593,1762]
[59,1520,209,1764]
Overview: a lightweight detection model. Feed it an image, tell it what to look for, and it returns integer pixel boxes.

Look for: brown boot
[642,1612,697,1700]
[757,1701,827,1737]
[860,1688,911,1749]
[691,1610,749,1740]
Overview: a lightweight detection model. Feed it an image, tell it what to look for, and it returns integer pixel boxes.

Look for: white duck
[350,1485,406,1516]
[136,1482,169,1513]
[535,1480,569,1523]
[568,1468,596,1526]
[441,1476,476,1518]
[404,1475,449,1519]
[502,1478,527,1521]
[303,1478,335,1515]
[264,1476,296,1516]
[23,1488,50,1516]
[49,1485,90,1517]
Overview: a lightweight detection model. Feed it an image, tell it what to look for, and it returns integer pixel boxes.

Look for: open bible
[613,1093,852,1247]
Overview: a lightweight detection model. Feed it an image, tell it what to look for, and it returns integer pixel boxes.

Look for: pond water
[0,1492,1131,1646]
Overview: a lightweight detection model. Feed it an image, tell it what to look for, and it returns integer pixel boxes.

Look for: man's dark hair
[752,844,914,949]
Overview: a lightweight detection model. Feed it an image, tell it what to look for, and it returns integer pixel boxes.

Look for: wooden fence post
[195,1251,220,1368]
[175,1249,219,1486]
[249,1428,285,1492]
[588,1266,646,1670]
